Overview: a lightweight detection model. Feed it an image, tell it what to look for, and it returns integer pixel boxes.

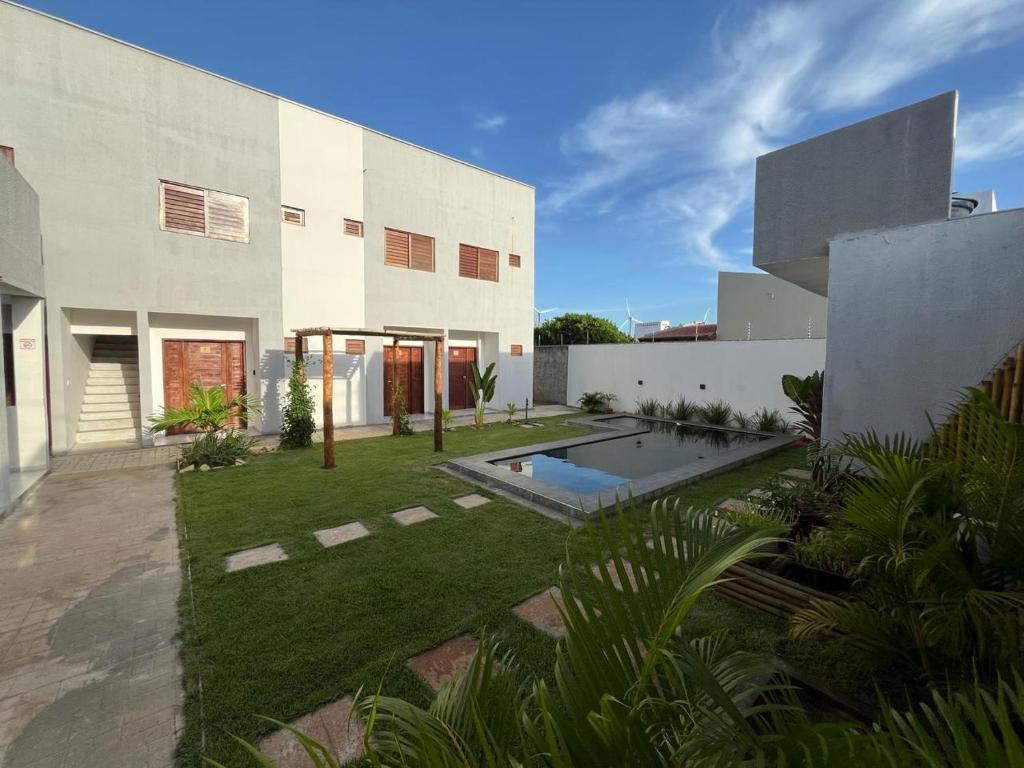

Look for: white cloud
[473,113,507,132]
[957,87,1024,165]
[544,0,1024,272]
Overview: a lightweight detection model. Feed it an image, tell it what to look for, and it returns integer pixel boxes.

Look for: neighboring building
[633,320,670,339]
[639,323,717,342]
[0,2,533,493]
[716,272,826,341]
[753,91,1022,442]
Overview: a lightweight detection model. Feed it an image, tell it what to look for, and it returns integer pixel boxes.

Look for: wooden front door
[383,345,424,416]
[447,347,477,410]
[162,340,246,435]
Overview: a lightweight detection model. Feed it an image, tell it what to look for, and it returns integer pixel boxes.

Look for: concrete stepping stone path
[781,468,812,481]
[407,633,479,691]
[718,498,760,514]
[452,493,490,509]
[314,521,370,548]
[513,587,567,637]
[390,506,438,526]
[592,559,640,591]
[225,543,288,572]
[257,696,364,767]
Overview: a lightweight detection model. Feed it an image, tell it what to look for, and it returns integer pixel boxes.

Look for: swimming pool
[446,414,797,519]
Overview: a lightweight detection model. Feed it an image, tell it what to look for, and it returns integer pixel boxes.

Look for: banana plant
[470,362,496,427]
[781,371,824,439]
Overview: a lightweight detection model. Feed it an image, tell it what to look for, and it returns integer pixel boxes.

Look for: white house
[0,1,534,506]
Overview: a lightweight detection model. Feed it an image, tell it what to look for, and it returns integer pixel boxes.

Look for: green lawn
[174,417,862,766]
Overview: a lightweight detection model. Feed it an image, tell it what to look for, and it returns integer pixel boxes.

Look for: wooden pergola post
[434,338,443,452]
[322,333,335,469]
[391,338,400,436]
[294,334,304,382]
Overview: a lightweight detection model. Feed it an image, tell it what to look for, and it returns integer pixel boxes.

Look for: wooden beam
[323,334,335,469]
[392,338,400,437]
[434,338,443,452]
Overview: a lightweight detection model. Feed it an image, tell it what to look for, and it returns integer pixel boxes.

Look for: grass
[175,419,866,766]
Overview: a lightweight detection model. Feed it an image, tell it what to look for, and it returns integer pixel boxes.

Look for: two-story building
[0,1,534,501]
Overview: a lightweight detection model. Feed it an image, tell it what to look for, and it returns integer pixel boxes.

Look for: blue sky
[21,0,1024,328]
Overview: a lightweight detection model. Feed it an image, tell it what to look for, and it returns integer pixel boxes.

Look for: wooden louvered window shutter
[345,339,365,355]
[161,182,206,235]
[206,189,249,243]
[409,233,434,272]
[511,344,523,357]
[478,248,498,281]
[344,219,363,237]
[284,337,308,354]
[385,228,411,268]
[282,206,304,226]
[459,244,479,278]
[509,253,521,268]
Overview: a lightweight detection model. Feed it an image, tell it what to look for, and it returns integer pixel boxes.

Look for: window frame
[159,180,250,244]
[459,243,500,282]
[384,227,435,272]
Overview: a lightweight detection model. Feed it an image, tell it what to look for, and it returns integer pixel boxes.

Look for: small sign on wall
[18,339,36,350]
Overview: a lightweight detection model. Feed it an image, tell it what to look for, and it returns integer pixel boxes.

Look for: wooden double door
[447,347,477,410]
[162,339,246,434]
[383,345,424,416]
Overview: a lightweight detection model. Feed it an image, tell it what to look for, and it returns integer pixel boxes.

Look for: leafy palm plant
[470,362,497,427]
[790,389,1024,682]
[148,381,261,434]
[782,371,824,439]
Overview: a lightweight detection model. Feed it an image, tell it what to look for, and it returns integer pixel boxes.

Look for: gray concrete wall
[0,159,44,297]
[717,272,827,340]
[753,92,956,296]
[534,346,568,405]
[0,2,284,448]
[824,208,1024,442]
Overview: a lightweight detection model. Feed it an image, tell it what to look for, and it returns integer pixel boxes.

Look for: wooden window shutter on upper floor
[282,206,304,226]
[344,219,363,237]
[478,248,498,281]
[161,182,206,235]
[385,228,411,268]
[284,337,309,354]
[509,253,521,268]
[459,244,479,278]
[345,339,365,355]
[206,189,249,243]
[409,233,434,272]
[511,344,523,357]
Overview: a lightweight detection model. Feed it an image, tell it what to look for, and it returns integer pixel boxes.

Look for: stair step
[85,384,140,395]
[76,428,142,444]
[78,417,141,432]
[90,362,139,372]
[89,369,139,380]
[79,411,139,423]
[82,392,135,404]
[80,401,140,413]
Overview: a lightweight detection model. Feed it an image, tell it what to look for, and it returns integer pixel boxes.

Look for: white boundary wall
[567,339,826,416]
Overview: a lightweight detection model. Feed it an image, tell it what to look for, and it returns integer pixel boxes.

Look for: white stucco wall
[824,208,1024,442]
[567,340,826,417]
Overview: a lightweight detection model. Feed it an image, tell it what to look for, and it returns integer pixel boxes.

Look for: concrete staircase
[76,337,143,445]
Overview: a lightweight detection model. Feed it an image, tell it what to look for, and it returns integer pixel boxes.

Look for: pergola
[291,327,447,469]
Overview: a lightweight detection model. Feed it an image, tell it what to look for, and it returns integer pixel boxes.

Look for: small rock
[235,459,246,466]
[179,464,195,474]
[199,464,210,472]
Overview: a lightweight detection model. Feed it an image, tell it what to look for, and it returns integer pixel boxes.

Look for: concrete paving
[406,634,478,692]
[512,588,567,638]
[0,465,182,768]
[224,543,289,573]
[390,506,438,527]
[313,521,370,549]
[257,696,364,767]
[452,493,490,509]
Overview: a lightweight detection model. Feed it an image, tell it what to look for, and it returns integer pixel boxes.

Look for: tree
[534,313,632,345]
[279,359,315,448]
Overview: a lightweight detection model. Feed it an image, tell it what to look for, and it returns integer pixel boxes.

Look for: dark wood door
[447,347,477,410]
[383,346,424,416]
[162,339,246,435]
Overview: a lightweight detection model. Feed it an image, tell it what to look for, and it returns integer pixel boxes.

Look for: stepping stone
[314,521,370,548]
[257,696,364,767]
[391,506,438,526]
[778,478,798,489]
[781,468,812,481]
[453,493,490,509]
[592,559,640,591]
[407,633,478,692]
[718,498,759,514]
[225,543,287,572]
[513,588,567,637]
[746,488,769,499]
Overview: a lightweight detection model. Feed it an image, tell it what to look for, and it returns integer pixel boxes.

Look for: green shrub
[698,399,732,425]
[782,370,824,439]
[634,398,663,417]
[577,391,616,413]
[279,359,315,449]
[753,406,786,432]
[731,410,753,429]
[180,430,256,468]
[441,409,454,431]
[666,396,699,421]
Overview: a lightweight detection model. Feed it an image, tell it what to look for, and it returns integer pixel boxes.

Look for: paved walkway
[0,465,182,768]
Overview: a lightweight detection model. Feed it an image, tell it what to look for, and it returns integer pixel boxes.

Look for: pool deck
[445,413,799,518]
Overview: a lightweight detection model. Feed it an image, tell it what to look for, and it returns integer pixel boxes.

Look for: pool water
[492,417,766,494]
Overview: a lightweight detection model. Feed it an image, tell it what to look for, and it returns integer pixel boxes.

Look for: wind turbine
[534,306,557,326]
[618,299,643,339]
